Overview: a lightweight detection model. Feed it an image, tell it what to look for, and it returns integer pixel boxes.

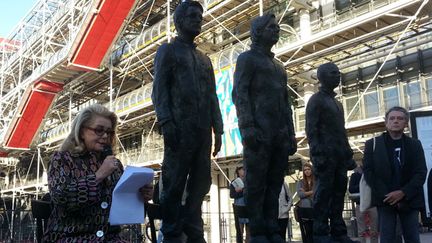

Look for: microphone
[101,145,113,161]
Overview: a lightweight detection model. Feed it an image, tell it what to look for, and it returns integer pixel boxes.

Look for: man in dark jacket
[232,14,297,243]
[363,106,427,243]
[151,1,223,242]
[305,62,357,243]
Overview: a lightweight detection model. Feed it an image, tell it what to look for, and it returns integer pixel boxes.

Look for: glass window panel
[383,87,399,111]
[137,91,143,102]
[427,79,432,106]
[345,95,361,121]
[404,82,421,109]
[295,108,305,132]
[364,92,379,118]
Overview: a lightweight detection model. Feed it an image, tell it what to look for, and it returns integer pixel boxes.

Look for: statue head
[317,62,341,90]
[174,1,204,39]
[250,13,279,47]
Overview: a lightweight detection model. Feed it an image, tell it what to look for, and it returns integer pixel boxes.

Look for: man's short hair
[250,13,276,44]
[385,106,410,122]
[174,1,203,31]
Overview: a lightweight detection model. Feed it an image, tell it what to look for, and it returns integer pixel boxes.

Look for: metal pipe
[37,147,41,199]
[346,0,430,121]
[259,0,263,16]
[167,0,171,43]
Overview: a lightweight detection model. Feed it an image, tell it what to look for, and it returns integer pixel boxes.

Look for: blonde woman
[43,104,152,242]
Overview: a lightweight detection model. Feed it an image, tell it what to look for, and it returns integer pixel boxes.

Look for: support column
[37,147,41,199]
[296,71,317,106]
[303,82,316,106]
[259,0,263,16]
[167,0,171,43]
[209,173,220,243]
[299,9,311,41]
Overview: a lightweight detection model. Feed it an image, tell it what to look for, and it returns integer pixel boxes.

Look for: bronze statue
[151,1,223,242]
[305,62,357,243]
[232,13,297,243]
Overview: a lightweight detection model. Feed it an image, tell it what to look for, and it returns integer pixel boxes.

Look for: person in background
[43,104,152,242]
[348,166,379,243]
[363,106,427,243]
[278,181,292,241]
[296,163,314,243]
[230,162,250,243]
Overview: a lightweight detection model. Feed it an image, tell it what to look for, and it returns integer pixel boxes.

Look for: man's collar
[319,86,337,97]
[251,43,275,58]
[175,36,197,48]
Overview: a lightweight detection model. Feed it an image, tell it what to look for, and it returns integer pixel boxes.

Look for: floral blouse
[43,151,126,243]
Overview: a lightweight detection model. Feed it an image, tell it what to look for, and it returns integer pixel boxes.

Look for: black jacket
[348,170,362,204]
[363,133,427,209]
[152,37,223,134]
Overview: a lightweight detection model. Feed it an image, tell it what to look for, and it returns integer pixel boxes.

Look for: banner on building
[215,66,243,157]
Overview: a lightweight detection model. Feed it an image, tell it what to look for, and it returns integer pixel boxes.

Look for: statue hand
[345,158,357,170]
[241,127,259,151]
[213,133,222,157]
[162,121,178,149]
[288,135,297,155]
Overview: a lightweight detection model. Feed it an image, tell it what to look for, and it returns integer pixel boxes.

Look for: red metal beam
[4,80,63,149]
[69,0,137,71]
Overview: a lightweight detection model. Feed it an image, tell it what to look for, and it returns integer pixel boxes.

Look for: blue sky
[0,0,37,37]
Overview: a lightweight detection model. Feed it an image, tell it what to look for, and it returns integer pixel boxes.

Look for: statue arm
[283,75,296,137]
[152,44,173,126]
[305,97,322,156]
[209,61,224,134]
[233,54,255,129]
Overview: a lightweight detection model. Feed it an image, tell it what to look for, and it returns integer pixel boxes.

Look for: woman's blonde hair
[60,104,118,154]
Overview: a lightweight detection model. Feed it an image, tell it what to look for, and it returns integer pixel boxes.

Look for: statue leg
[183,129,212,242]
[244,143,271,243]
[264,143,289,241]
[329,160,349,240]
[160,138,193,241]
[312,157,337,243]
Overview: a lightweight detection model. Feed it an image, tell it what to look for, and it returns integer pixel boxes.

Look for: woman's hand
[235,187,243,193]
[139,184,154,202]
[95,155,119,184]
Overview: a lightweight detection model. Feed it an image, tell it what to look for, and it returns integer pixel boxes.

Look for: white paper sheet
[109,166,154,225]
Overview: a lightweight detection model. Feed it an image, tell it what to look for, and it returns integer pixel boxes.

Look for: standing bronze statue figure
[305,62,357,243]
[151,1,223,242]
[233,13,297,243]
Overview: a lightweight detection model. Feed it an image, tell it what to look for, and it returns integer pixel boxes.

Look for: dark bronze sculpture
[232,14,297,243]
[151,1,223,242]
[305,62,357,243]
